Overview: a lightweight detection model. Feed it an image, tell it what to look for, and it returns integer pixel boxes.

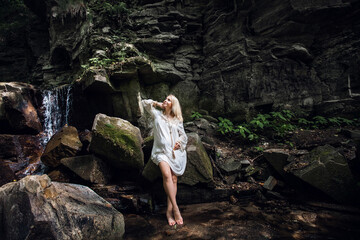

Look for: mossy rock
[89,113,144,171]
[179,133,214,186]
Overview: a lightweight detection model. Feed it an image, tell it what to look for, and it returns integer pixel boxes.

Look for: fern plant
[313,116,328,126]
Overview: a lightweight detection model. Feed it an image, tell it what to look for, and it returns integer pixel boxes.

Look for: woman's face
[163,96,172,110]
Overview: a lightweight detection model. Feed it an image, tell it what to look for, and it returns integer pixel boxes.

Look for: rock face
[287,145,360,203]
[89,113,144,171]
[1,0,360,121]
[0,174,125,240]
[41,125,83,168]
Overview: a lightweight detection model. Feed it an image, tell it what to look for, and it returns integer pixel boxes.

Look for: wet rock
[0,134,43,184]
[0,175,125,240]
[61,155,110,184]
[1,83,42,134]
[179,133,214,186]
[0,162,16,187]
[287,145,360,203]
[89,113,144,171]
[41,126,82,168]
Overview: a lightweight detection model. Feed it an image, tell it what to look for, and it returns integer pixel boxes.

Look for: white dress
[142,99,188,176]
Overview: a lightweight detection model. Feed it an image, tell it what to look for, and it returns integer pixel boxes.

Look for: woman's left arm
[176,122,188,151]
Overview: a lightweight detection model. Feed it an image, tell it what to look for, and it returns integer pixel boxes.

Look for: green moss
[97,121,138,157]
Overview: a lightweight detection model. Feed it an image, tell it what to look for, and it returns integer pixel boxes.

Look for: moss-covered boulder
[41,126,83,168]
[89,113,144,171]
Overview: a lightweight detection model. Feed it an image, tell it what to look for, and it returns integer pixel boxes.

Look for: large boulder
[0,175,125,240]
[180,133,214,186]
[89,113,144,171]
[41,126,83,168]
[287,145,360,203]
[61,155,110,184]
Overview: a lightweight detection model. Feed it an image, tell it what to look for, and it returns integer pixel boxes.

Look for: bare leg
[166,196,175,226]
[171,171,183,225]
[159,162,183,225]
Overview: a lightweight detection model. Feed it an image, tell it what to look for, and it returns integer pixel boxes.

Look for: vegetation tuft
[216,110,359,146]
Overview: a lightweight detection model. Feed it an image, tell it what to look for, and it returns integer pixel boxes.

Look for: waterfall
[41,85,72,146]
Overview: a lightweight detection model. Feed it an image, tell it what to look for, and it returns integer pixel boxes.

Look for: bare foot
[166,209,176,226]
[173,208,183,225]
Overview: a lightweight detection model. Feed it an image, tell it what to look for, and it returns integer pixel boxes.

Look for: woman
[142,95,188,226]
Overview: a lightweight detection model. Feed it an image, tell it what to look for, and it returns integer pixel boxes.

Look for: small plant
[89,57,115,67]
[254,146,264,152]
[328,117,341,126]
[282,110,295,120]
[337,117,354,126]
[298,118,313,128]
[218,117,235,135]
[250,114,270,129]
[191,111,202,120]
[313,116,328,126]
[271,111,288,122]
[234,125,251,138]
[285,140,294,148]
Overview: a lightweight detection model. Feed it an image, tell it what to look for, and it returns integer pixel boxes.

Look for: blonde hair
[168,94,183,122]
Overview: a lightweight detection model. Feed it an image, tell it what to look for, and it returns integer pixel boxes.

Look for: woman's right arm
[142,99,161,116]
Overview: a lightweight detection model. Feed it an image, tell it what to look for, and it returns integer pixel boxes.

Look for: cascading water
[41,85,73,146]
